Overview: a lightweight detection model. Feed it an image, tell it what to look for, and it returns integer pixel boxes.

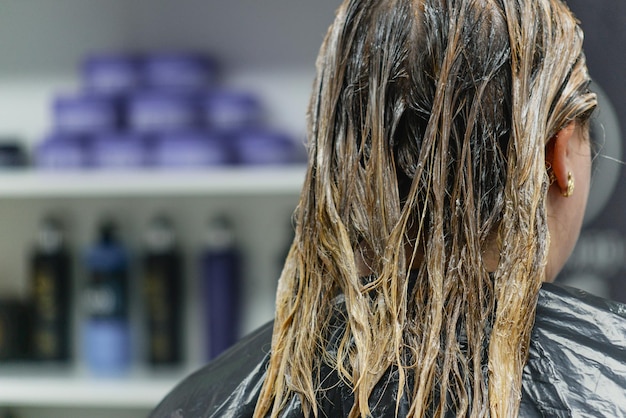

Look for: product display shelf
[0,166,306,198]
[0,366,193,410]
[0,368,185,409]
[0,166,305,415]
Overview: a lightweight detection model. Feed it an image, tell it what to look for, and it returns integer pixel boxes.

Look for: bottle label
[33,270,60,358]
[84,271,128,319]
[34,271,58,322]
[144,258,181,364]
[146,270,173,361]
[31,257,71,361]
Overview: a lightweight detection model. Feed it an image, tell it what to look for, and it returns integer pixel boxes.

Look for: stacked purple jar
[36,51,302,170]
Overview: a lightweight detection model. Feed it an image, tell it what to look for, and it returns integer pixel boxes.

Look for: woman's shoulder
[149,321,274,418]
[521,283,626,417]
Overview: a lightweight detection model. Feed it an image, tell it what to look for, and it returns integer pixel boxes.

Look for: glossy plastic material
[151,283,626,417]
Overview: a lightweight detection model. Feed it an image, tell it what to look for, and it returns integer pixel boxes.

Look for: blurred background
[0,1,622,417]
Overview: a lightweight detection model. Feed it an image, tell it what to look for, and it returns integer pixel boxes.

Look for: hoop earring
[562,172,575,197]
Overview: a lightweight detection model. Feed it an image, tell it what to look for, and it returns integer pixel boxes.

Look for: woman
[152,0,626,416]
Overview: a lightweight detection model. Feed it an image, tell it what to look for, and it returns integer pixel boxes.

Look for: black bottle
[30,217,71,362]
[142,215,183,366]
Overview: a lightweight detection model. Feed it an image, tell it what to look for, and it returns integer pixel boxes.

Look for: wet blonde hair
[255,0,597,417]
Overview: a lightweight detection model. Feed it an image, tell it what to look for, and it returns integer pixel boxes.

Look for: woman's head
[256,0,597,417]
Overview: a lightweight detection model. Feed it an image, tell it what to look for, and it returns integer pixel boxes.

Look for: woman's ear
[545,123,577,195]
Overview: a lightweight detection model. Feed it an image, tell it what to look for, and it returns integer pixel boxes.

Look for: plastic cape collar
[151,282,626,418]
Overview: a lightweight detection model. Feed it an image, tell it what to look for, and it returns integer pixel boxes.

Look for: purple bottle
[200,216,241,360]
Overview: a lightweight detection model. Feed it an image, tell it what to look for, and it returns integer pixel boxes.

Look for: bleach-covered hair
[255,0,597,417]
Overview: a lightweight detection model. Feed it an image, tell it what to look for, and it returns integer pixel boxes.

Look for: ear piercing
[562,171,575,197]
[545,164,574,197]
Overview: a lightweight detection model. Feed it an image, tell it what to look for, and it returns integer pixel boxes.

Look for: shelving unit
[0,166,306,198]
[0,370,182,409]
[0,166,305,417]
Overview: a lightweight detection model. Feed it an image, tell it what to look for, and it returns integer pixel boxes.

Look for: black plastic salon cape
[151,283,626,417]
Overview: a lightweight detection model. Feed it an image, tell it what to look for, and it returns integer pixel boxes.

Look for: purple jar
[54,93,120,135]
[203,90,264,131]
[82,53,142,96]
[234,128,297,165]
[35,134,88,169]
[128,90,199,134]
[152,130,230,168]
[142,52,218,91]
[90,132,147,169]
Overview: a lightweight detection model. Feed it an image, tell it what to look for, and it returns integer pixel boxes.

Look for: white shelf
[0,371,184,409]
[0,166,306,198]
